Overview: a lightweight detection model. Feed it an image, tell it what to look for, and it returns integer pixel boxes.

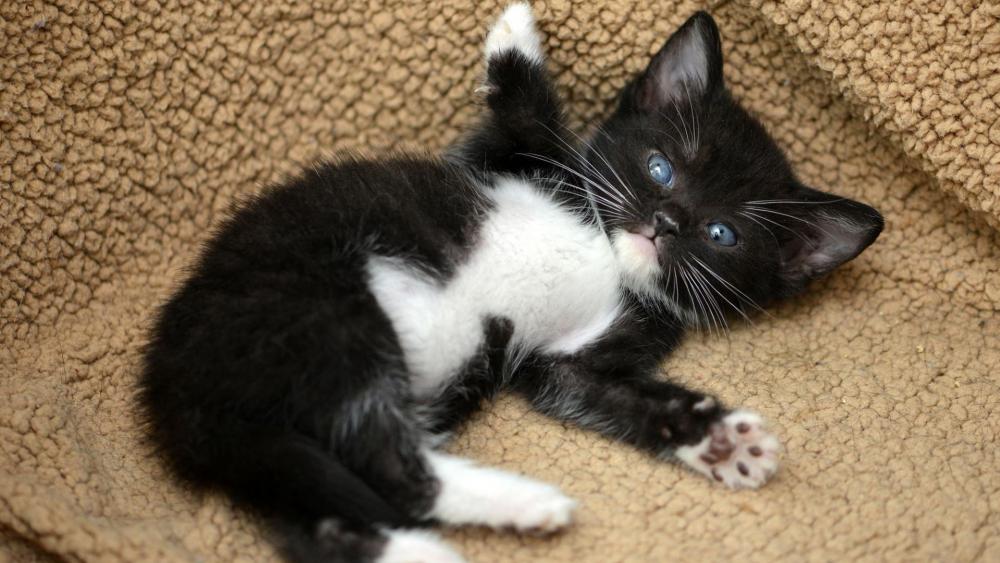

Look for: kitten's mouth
[622,224,658,261]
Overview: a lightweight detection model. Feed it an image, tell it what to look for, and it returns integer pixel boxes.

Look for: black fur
[139,11,882,562]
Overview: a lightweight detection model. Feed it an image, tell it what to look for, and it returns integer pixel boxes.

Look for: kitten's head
[584,12,882,326]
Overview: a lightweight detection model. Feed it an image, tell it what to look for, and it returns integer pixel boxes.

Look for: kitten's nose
[654,211,680,237]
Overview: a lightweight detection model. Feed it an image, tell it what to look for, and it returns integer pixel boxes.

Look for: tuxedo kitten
[139,4,882,563]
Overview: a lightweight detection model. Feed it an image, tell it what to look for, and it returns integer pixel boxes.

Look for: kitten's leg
[376,529,466,563]
[516,362,781,489]
[449,3,569,174]
[424,449,577,534]
[483,2,544,66]
[331,448,576,563]
[284,519,465,563]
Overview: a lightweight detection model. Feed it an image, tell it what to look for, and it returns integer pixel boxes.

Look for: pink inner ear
[633,12,723,113]
[780,203,883,280]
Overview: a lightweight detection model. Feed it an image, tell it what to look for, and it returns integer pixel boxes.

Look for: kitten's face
[585,13,882,326]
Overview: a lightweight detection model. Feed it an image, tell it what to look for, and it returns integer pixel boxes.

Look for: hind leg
[424,450,578,534]
[335,404,577,535]
[376,530,466,563]
[281,518,464,563]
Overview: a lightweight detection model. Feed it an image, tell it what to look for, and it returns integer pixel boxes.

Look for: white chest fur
[366,178,623,397]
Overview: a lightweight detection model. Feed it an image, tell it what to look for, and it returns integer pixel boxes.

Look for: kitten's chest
[367,178,622,396]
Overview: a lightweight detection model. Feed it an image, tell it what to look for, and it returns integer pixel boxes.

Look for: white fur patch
[675,410,781,489]
[484,2,544,65]
[426,450,577,533]
[377,529,465,563]
[367,178,622,397]
[611,228,663,294]
[365,257,481,397]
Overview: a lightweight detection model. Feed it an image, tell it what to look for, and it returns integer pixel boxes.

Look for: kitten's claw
[485,2,544,65]
[675,410,780,489]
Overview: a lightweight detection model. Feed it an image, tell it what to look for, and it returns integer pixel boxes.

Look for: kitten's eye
[647,153,674,186]
[707,222,738,246]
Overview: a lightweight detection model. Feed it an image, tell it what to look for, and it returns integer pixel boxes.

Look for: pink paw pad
[675,410,780,489]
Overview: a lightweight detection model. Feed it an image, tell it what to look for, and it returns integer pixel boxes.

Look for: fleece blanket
[2,0,999,561]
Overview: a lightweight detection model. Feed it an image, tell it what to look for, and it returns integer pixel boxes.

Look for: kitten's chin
[622,231,658,261]
[611,230,698,324]
[611,229,661,291]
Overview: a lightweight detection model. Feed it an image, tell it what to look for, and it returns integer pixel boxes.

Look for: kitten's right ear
[622,12,724,114]
[777,190,885,292]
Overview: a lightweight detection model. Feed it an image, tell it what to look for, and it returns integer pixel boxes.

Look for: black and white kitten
[139,5,883,562]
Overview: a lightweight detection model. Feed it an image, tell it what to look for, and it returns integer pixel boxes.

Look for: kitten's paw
[427,452,576,533]
[504,482,578,535]
[675,410,780,489]
[378,530,466,563]
[485,2,543,65]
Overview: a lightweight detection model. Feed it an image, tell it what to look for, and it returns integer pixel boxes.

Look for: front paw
[675,410,780,489]
[484,2,544,65]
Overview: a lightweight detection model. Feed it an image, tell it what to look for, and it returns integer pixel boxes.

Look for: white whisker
[684,258,727,336]
[738,209,811,243]
[743,205,836,238]
[744,198,846,206]
[519,152,634,215]
[531,122,640,214]
[688,257,757,324]
[736,211,777,242]
[689,255,767,318]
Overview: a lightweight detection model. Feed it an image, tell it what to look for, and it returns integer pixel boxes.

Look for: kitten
[139,4,883,563]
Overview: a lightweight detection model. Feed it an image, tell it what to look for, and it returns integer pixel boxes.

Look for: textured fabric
[2,0,999,561]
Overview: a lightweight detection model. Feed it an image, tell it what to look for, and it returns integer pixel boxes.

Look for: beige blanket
[2,0,999,560]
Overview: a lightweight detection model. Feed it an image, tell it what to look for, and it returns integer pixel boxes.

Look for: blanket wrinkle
[747,0,1000,228]
[2,0,999,561]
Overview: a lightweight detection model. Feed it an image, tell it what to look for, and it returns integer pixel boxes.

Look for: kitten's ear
[777,189,884,290]
[625,11,724,113]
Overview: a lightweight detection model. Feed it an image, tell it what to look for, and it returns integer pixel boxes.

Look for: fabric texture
[2,0,998,561]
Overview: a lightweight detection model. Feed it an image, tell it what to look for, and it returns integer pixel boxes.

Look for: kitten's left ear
[778,189,884,290]
[625,11,724,114]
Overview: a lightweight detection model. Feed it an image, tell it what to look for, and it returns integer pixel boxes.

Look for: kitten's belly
[366,177,622,397]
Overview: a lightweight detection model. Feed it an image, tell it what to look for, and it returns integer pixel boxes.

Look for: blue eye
[647,153,674,186]
[707,223,738,246]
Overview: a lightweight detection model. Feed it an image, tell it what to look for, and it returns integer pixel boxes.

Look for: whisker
[670,262,680,306]
[738,209,812,244]
[684,258,727,336]
[689,255,768,318]
[681,82,701,153]
[742,205,836,238]
[736,211,778,242]
[688,257,756,324]
[519,151,632,211]
[552,122,640,204]
[670,101,691,156]
[531,122,639,214]
[675,265,698,330]
[518,153,630,211]
[744,198,846,206]
[673,96,695,157]
[656,110,689,156]
[546,178,628,216]
[560,144,631,205]
[678,261,711,334]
